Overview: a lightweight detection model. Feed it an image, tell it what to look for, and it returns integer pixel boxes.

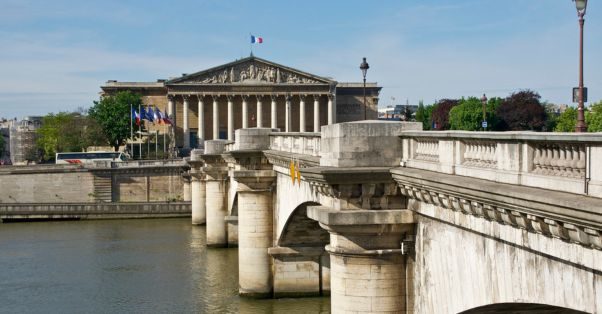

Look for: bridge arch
[278,201,328,247]
[271,201,331,297]
[459,303,589,314]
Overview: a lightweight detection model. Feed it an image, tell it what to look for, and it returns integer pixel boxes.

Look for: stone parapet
[320,121,421,167]
[400,131,602,198]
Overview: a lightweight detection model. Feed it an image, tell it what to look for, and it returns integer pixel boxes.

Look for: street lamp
[574,0,588,132]
[481,94,488,131]
[359,57,370,120]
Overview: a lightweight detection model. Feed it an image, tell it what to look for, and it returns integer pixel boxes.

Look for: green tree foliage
[89,91,141,151]
[449,97,502,131]
[553,107,577,132]
[415,101,436,130]
[36,112,108,161]
[586,101,602,132]
[431,99,459,130]
[496,90,547,131]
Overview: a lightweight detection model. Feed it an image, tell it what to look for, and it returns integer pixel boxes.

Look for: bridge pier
[200,140,230,247]
[190,176,206,225]
[308,207,415,314]
[234,170,276,297]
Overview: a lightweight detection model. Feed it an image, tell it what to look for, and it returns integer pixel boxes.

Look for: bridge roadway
[187,122,602,314]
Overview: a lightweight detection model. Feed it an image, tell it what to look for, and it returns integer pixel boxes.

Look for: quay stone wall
[0,163,186,204]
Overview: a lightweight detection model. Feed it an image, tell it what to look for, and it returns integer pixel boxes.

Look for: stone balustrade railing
[400,131,602,198]
[269,132,321,157]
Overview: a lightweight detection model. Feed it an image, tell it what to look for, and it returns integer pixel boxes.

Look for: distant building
[0,119,13,164]
[378,104,418,120]
[9,116,43,165]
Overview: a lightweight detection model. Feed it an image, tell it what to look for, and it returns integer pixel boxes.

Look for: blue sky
[1,0,601,119]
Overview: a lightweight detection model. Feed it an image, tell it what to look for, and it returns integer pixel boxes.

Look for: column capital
[270,94,278,101]
[313,94,321,101]
[182,94,191,101]
[211,94,220,101]
[256,94,264,100]
[167,94,176,101]
[328,93,335,100]
[285,94,292,101]
[299,94,307,101]
[241,94,249,101]
[197,94,205,101]
[226,94,234,101]
[233,170,276,191]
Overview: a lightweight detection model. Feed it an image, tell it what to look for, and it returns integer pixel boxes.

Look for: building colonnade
[168,93,336,148]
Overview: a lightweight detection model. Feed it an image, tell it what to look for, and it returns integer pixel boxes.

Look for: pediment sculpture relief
[196,63,322,84]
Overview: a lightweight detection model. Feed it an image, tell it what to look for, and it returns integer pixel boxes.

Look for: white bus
[55,152,127,164]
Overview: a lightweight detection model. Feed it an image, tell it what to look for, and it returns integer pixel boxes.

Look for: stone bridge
[187,122,602,314]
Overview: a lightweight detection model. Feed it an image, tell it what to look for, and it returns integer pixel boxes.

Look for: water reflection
[0,219,329,313]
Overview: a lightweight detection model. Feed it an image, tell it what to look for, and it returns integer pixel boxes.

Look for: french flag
[250,35,263,44]
[133,109,140,126]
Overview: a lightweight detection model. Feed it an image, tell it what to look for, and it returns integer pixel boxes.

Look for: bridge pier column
[205,172,228,247]
[190,175,206,225]
[308,206,416,314]
[234,170,276,298]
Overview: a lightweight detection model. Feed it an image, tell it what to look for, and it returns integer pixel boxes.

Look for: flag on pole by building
[146,106,155,123]
[133,109,140,126]
[250,35,263,44]
[140,106,148,122]
[153,107,161,124]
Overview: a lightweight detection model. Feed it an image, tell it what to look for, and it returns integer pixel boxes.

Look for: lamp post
[359,57,370,120]
[574,0,588,132]
[481,94,488,131]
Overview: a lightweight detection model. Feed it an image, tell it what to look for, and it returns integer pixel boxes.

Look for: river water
[0,218,330,313]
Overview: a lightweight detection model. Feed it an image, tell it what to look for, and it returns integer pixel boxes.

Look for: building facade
[101,56,381,149]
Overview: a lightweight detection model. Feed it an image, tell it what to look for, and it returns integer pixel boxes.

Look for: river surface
[0,218,330,313]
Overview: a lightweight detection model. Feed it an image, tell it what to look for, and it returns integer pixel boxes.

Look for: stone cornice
[391,167,602,249]
[263,150,320,169]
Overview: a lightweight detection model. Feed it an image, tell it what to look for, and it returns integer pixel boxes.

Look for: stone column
[197,95,205,145]
[183,95,190,149]
[285,95,292,132]
[182,174,191,201]
[234,170,276,297]
[188,149,206,225]
[308,207,415,314]
[299,95,306,132]
[167,95,175,117]
[191,175,206,225]
[271,95,277,129]
[205,169,228,247]
[256,95,263,128]
[328,94,335,125]
[212,95,219,140]
[242,95,249,129]
[313,95,320,132]
[227,95,234,141]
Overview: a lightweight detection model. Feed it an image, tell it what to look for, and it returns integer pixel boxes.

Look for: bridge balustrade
[400,131,602,198]
[269,132,321,157]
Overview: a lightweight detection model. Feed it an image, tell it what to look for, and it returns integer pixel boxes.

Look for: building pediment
[167,56,334,86]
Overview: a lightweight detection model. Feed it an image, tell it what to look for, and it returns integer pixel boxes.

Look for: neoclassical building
[101,56,381,149]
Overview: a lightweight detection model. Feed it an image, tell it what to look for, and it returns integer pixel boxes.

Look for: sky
[0,0,601,119]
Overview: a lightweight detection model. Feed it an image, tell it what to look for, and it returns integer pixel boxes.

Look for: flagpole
[130,104,133,158]
[163,131,166,160]
[138,104,142,160]
[155,130,158,160]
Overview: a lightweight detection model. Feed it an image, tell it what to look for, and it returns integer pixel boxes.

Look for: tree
[553,107,577,132]
[415,101,431,130]
[431,99,459,130]
[496,90,547,131]
[586,101,602,132]
[89,91,141,151]
[449,97,503,131]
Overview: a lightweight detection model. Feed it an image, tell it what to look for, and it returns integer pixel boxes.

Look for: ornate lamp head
[359,57,369,79]
[574,0,588,17]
